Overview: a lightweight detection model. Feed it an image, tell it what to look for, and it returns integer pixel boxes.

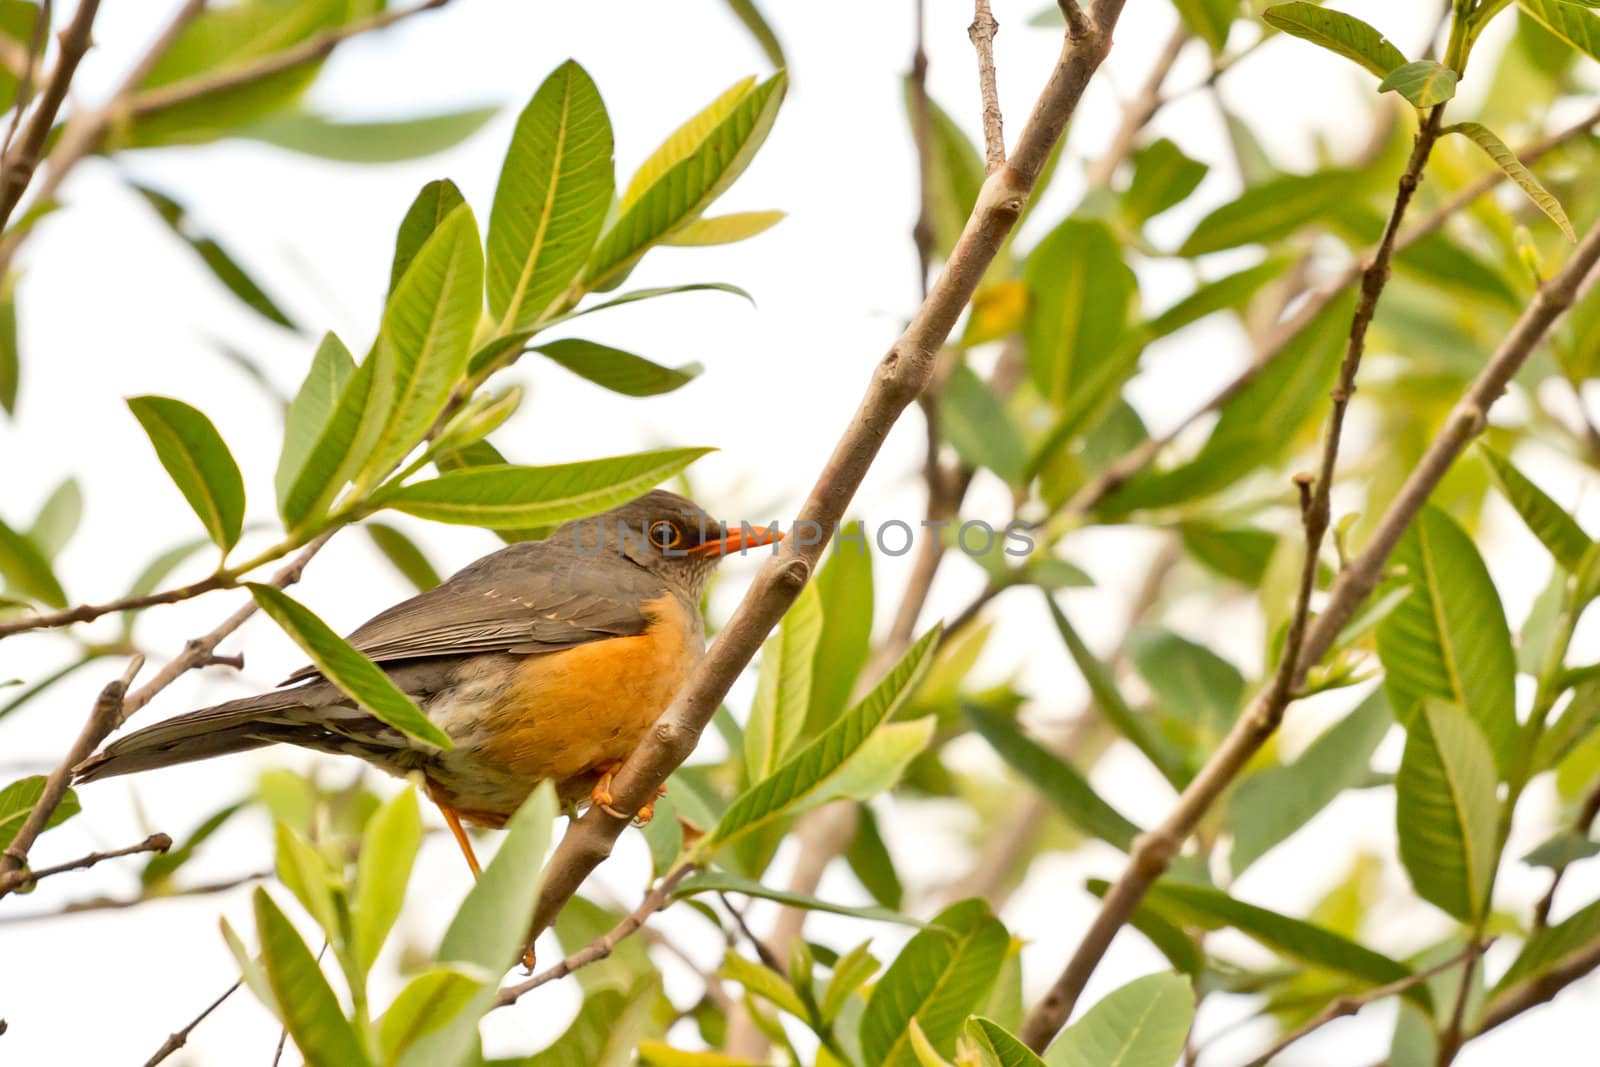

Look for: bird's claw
[591,767,667,825]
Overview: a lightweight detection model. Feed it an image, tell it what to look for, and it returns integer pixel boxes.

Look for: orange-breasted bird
[75,491,780,881]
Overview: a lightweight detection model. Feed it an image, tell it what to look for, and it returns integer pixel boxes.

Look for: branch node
[1059,0,1092,41]
[1128,830,1179,878]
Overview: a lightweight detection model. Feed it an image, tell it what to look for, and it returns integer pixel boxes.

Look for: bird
[75,490,781,883]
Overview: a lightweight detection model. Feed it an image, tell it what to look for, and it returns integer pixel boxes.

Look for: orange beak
[689,524,784,558]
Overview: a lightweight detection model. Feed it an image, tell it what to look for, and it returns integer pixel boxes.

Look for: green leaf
[273,821,339,943]
[0,775,79,851]
[1140,881,1427,1007]
[381,448,713,527]
[488,62,614,333]
[141,801,243,888]
[587,73,786,290]
[247,584,452,750]
[1480,446,1591,570]
[0,656,104,725]
[277,332,356,524]
[1122,138,1208,224]
[1229,689,1394,875]
[534,339,702,397]
[966,1017,1046,1067]
[523,982,655,1067]
[1174,0,1239,52]
[357,203,485,485]
[1043,973,1194,1067]
[1180,170,1362,256]
[1395,700,1500,923]
[1044,595,1189,787]
[664,210,786,246]
[239,107,497,164]
[0,280,16,415]
[860,899,1010,1067]
[1376,506,1518,770]
[543,281,754,330]
[127,395,246,552]
[1260,2,1408,78]
[904,86,986,259]
[745,581,824,780]
[1447,121,1576,241]
[133,183,295,329]
[964,703,1142,852]
[807,527,874,736]
[940,365,1027,484]
[723,951,809,1019]
[221,914,277,1017]
[710,627,940,850]
[366,522,443,592]
[1024,218,1137,421]
[28,478,83,559]
[845,806,904,910]
[390,180,466,298]
[378,965,488,1063]
[1178,521,1277,585]
[1378,60,1459,107]
[1516,0,1600,63]
[1100,292,1353,513]
[253,888,372,1067]
[822,940,881,1024]
[1490,895,1600,1005]
[1130,628,1244,741]
[1520,830,1600,869]
[353,786,423,973]
[0,517,67,607]
[723,0,785,67]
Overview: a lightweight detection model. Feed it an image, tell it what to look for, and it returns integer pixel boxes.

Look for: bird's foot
[591,767,667,825]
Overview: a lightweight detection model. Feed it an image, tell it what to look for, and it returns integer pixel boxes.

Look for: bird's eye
[649,520,682,549]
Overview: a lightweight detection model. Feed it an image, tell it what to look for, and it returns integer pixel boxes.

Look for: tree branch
[1083,26,1186,189]
[1018,211,1600,1051]
[0,0,100,233]
[142,980,243,1067]
[1,832,170,890]
[523,0,1131,948]
[968,0,1003,172]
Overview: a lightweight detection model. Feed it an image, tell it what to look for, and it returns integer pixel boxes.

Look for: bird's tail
[73,690,324,784]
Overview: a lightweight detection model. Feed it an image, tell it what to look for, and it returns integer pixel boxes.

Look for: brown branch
[0,0,99,232]
[1,832,170,890]
[0,869,272,924]
[1018,212,1600,1052]
[524,0,1130,949]
[1,0,52,160]
[1477,929,1600,1035]
[143,980,242,1067]
[969,0,1003,172]
[495,862,699,1007]
[1242,940,1492,1067]
[1083,26,1186,189]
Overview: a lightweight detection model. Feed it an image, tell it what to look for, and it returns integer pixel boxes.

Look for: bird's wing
[282,539,664,685]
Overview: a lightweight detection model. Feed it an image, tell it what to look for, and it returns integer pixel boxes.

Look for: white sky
[2,1,1599,1064]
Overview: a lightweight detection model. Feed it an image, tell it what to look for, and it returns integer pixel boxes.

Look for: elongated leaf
[860,899,1010,1067]
[710,627,940,849]
[358,204,485,485]
[1230,689,1393,875]
[1180,170,1361,256]
[0,655,103,724]
[141,801,243,888]
[253,888,372,1067]
[1396,700,1500,922]
[1101,292,1353,513]
[378,965,487,1063]
[1178,521,1277,586]
[1376,506,1518,770]
[1123,138,1208,224]
[28,478,82,559]
[221,914,277,1017]
[904,86,986,259]
[279,335,390,529]
[127,395,246,551]
[623,77,755,208]
[940,365,1027,484]
[543,281,754,330]
[807,528,874,736]
[382,447,712,527]
[1173,0,1238,53]
[366,522,443,591]
[846,806,903,911]
[1044,595,1189,786]
[966,1017,1045,1067]
[1084,882,1205,975]
[525,981,655,1067]
[723,950,809,1019]
[1516,0,1600,62]
[587,74,786,289]
[665,210,785,246]
[1261,2,1408,78]
[965,703,1142,851]
[277,332,354,519]
[1130,628,1244,741]
[391,180,466,297]
[1024,218,1137,422]
[353,786,422,973]
[535,338,702,397]
[133,184,295,329]
[0,517,66,607]
[745,580,823,780]
[0,775,79,850]
[1481,446,1591,570]
[247,584,451,750]
[1490,895,1600,1005]
[1378,60,1458,107]
[1448,121,1576,241]
[240,107,497,164]
[1144,880,1428,1007]
[1044,973,1194,1067]
[489,62,614,333]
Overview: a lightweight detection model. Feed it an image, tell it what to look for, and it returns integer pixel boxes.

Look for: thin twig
[1242,940,1493,1067]
[496,863,699,1007]
[969,0,1003,172]
[1083,26,1187,189]
[524,0,1131,949]
[720,890,787,973]
[0,869,272,924]
[1,0,52,160]
[142,980,241,1067]
[1016,213,1600,1052]
[0,0,98,232]
[2,832,170,889]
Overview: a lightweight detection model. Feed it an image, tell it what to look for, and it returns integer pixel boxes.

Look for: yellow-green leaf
[127,395,246,551]
[1448,121,1576,241]
[664,210,785,246]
